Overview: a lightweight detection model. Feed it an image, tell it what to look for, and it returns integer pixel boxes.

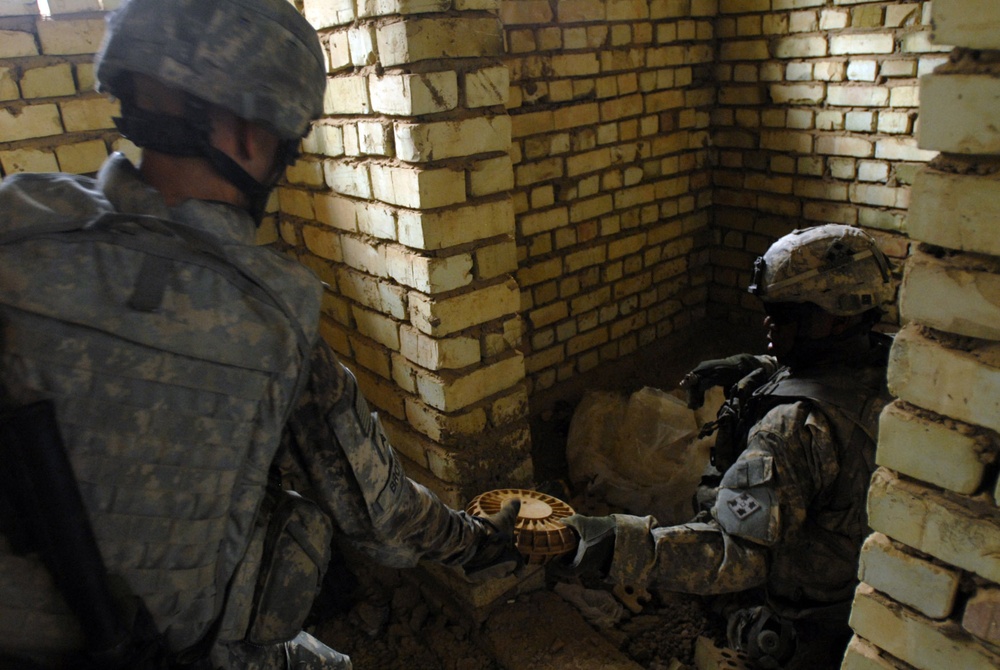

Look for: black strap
[128,253,174,312]
[113,98,273,223]
[0,399,134,667]
[762,376,878,445]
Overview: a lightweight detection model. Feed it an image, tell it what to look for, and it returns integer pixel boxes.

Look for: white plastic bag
[566,386,723,525]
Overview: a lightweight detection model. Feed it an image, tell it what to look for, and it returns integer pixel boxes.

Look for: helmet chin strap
[201,142,274,224]
[113,95,287,225]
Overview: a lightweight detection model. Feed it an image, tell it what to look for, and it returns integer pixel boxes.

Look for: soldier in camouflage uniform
[562,225,894,668]
[0,1,518,668]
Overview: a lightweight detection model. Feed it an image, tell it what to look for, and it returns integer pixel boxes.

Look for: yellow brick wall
[0,2,136,177]
[4,7,1000,637]
[844,1,1000,666]
[293,0,533,505]
[503,0,717,396]
[710,0,942,327]
[0,1,535,506]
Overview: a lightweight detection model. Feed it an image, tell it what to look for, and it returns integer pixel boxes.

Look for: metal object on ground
[467,488,577,565]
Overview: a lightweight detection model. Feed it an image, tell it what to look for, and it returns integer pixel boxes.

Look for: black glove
[463,498,523,581]
[558,514,616,577]
[679,353,765,409]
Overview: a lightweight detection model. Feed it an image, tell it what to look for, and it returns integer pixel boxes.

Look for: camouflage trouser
[213,631,351,669]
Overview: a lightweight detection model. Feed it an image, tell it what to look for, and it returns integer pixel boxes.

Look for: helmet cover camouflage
[748,224,892,316]
[95,0,326,140]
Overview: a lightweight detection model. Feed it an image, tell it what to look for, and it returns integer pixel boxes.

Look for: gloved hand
[558,514,616,577]
[463,498,523,581]
[679,353,765,409]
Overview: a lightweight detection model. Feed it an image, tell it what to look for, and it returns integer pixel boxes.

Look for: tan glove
[557,514,616,577]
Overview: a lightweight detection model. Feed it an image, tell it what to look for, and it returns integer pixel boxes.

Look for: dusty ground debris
[308,357,746,670]
[309,549,728,670]
[311,558,499,670]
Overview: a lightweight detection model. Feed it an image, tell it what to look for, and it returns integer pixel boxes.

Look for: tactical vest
[0,208,321,659]
[711,343,890,611]
[754,367,887,538]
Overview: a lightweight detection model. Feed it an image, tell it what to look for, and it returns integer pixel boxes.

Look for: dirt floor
[308,425,733,670]
[308,320,766,670]
[309,550,728,670]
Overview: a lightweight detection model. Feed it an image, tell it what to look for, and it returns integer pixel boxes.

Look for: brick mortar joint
[912,242,1000,280]
[0,128,118,148]
[391,111,512,126]
[32,11,108,20]
[877,466,1000,530]
[0,16,42,30]
[928,154,1000,177]
[909,322,1000,358]
[933,47,1000,76]
[0,53,94,68]
[865,529,974,583]
[890,399,1000,465]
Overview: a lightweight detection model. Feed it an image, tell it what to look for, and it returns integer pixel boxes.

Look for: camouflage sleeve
[272,340,484,568]
[609,401,837,594]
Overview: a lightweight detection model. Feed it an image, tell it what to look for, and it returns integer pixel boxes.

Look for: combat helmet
[94,0,326,218]
[748,224,892,316]
[95,0,325,141]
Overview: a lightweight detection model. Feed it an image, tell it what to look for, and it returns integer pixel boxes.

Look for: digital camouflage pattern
[748,224,893,316]
[0,152,506,668]
[245,490,333,646]
[96,0,325,140]
[212,337,511,666]
[608,337,890,618]
[0,153,321,662]
[273,340,493,570]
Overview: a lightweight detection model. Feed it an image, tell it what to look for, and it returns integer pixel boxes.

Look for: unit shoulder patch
[726,491,762,520]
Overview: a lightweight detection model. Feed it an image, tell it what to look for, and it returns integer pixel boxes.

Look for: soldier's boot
[213,631,351,670]
[282,631,352,669]
[726,606,797,669]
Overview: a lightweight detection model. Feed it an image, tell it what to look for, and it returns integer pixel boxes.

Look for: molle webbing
[0,212,320,654]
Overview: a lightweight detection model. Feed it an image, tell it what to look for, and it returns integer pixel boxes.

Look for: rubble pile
[313,562,500,670]
[614,593,721,668]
